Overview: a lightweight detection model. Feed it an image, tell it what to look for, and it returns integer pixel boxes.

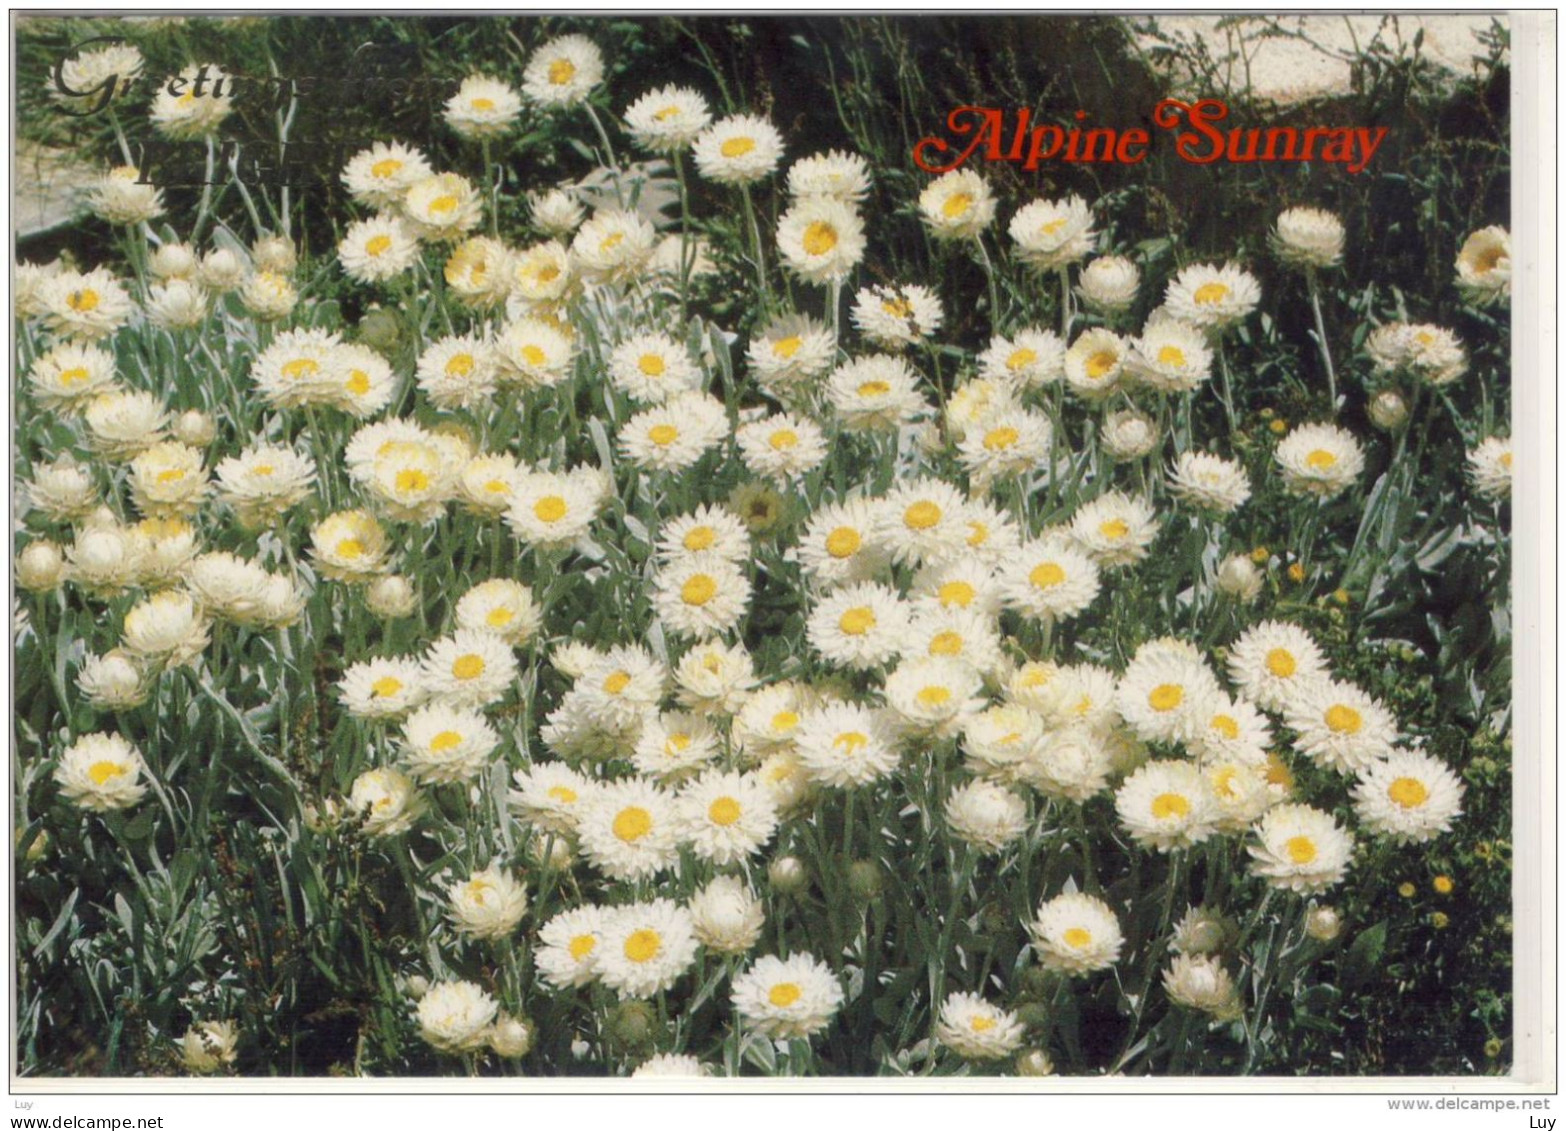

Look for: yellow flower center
[1499,452,1513,469]
[708,797,742,826]
[929,631,964,657]
[771,710,799,734]
[825,527,861,559]
[603,671,631,695]
[371,158,403,179]
[1039,217,1067,236]
[769,428,799,450]
[366,234,392,257]
[548,59,577,85]
[155,468,186,484]
[721,136,756,158]
[1194,282,1229,305]
[600,231,625,254]
[942,192,973,218]
[1265,649,1297,678]
[984,426,1019,451]
[429,730,463,752]
[533,495,568,522]
[971,1015,997,1032]
[638,353,666,377]
[938,580,976,607]
[347,370,371,395]
[486,606,515,627]
[1085,350,1118,380]
[520,344,547,366]
[395,468,430,495]
[1285,836,1318,865]
[335,538,366,560]
[802,222,838,256]
[654,105,682,121]
[568,933,596,961]
[1265,754,1294,790]
[839,607,876,636]
[857,379,891,397]
[1098,518,1129,540]
[547,785,578,804]
[1148,684,1184,712]
[446,353,475,377]
[282,358,319,380]
[881,297,914,319]
[484,479,508,495]
[87,760,127,786]
[1306,449,1338,470]
[67,289,100,312]
[428,194,459,216]
[1030,562,1066,590]
[1151,792,1191,819]
[59,366,90,385]
[773,335,803,359]
[452,654,485,680]
[681,574,717,606]
[769,982,802,1007]
[1063,927,1092,949]
[1006,347,1037,371]
[904,501,942,530]
[833,731,868,755]
[612,806,653,842]
[623,928,661,963]
[471,97,495,111]
[683,526,716,552]
[649,423,679,446]
[665,733,692,755]
[1157,345,1187,367]
[1324,704,1362,735]
[917,685,952,708]
[1210,714,1240,740]
[371,676,402,698]
[1388,777,1429,809]
[1213,767,1239,798]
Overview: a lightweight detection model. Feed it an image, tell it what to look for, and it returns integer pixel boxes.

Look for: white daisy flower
[401,172,483,243]
[1352,748,1465,844]
[677,770,779,865]
[631,712,722,782]
[348,768,425,836]
[64,521,144,597]
[900,605,1004,677]
[959,407,1053,484]
[1063,328,1129,402]
[977,327,1066,390]
[807,582,910,671]
[656,504,751,566]
[185,551,272,623]
[149,64,234,139]
[400,703,500,784]
[522,34,603,109]
[416,982,497,1054]
[1468,436,1513,501]
[1024,725,1116,804]
[633,1054,709,1078]
[26,342,119,414]
[40,267,135,341]
[343,143,433,210]
[732,683,811,756]
[851,283,943,350]
[1248,803,1354,894]
[443,237,515,310]
[144,277,207,329]
[420,629,518,709]
[1069,491,1159,568]
[1227,621,1329,713]
[794,702,902,788]
[1115,645,1222,746]
[576,779,681,882]
[1275,422,1365,499]
[672,639,756,716]
[570,208,657,283]
[1285,680,1398,775]
[1102,408,1160,461]
[653,553,752,640]
[736,412,829,483]
[1455,225,1510,305]
[1000,537,1101,622]
[883,656,985,735]
[912,557,1005,618]
[825,354,929,432]
[731,953,844,1039]
[608,332,702,404]
[76,650,150,711]
[777,197,866,286]
[747,315,836,392]
[787,149,872,202]
[508,762,597,838]
[536,904,611,990]
[1163,262,1261,328]
[339,657,427,720]
[1164,954,1243,1021]
[493,316,576,390]
[597,900,699,998]
[249,327,342,410]
[508,240,573,311]
[961,704,1047,785]
[624,84,712,152]
[1115,760,1218,852]
[1009,195,1097,270]
[797,498,888,589]
[1169,451,1251,514]
[455,579,541,646]
[1031,892,1124,976]
[54,732,148,812]
[446,867,528,940]
[309,510,390,582]
[935,992,1026,1060]
[444,74,522,139]
[127,441,208,518]
[692,114,784,186]
[619,393,729,473]
[507,471,602,551]
[239,271,298,322]
[918,169,995,240]
[1189,695,1272,765]
[1204,759,1274,832]
[876,478,971,566]
[1130,317,1213,393]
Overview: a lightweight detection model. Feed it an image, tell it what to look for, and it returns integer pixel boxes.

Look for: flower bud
[768,854,808,895]
[847,859,883,901]
[252,234,298,275]
[173,409,216,447]
[1215,554,1262,604]
[488,1013,535,1059]
[1368,389,1409,432]
[1016,1048,1055,1077]
[358,307,403,353]
[17,540,66,591]
[365,574,417,618]
[609,1000,657,1051]
[1305,904,1342,942]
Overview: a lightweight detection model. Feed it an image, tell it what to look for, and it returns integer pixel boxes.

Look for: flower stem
[1307,269,1338,411]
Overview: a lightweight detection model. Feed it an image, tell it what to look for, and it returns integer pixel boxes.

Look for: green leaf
[1340,920,1389,992]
